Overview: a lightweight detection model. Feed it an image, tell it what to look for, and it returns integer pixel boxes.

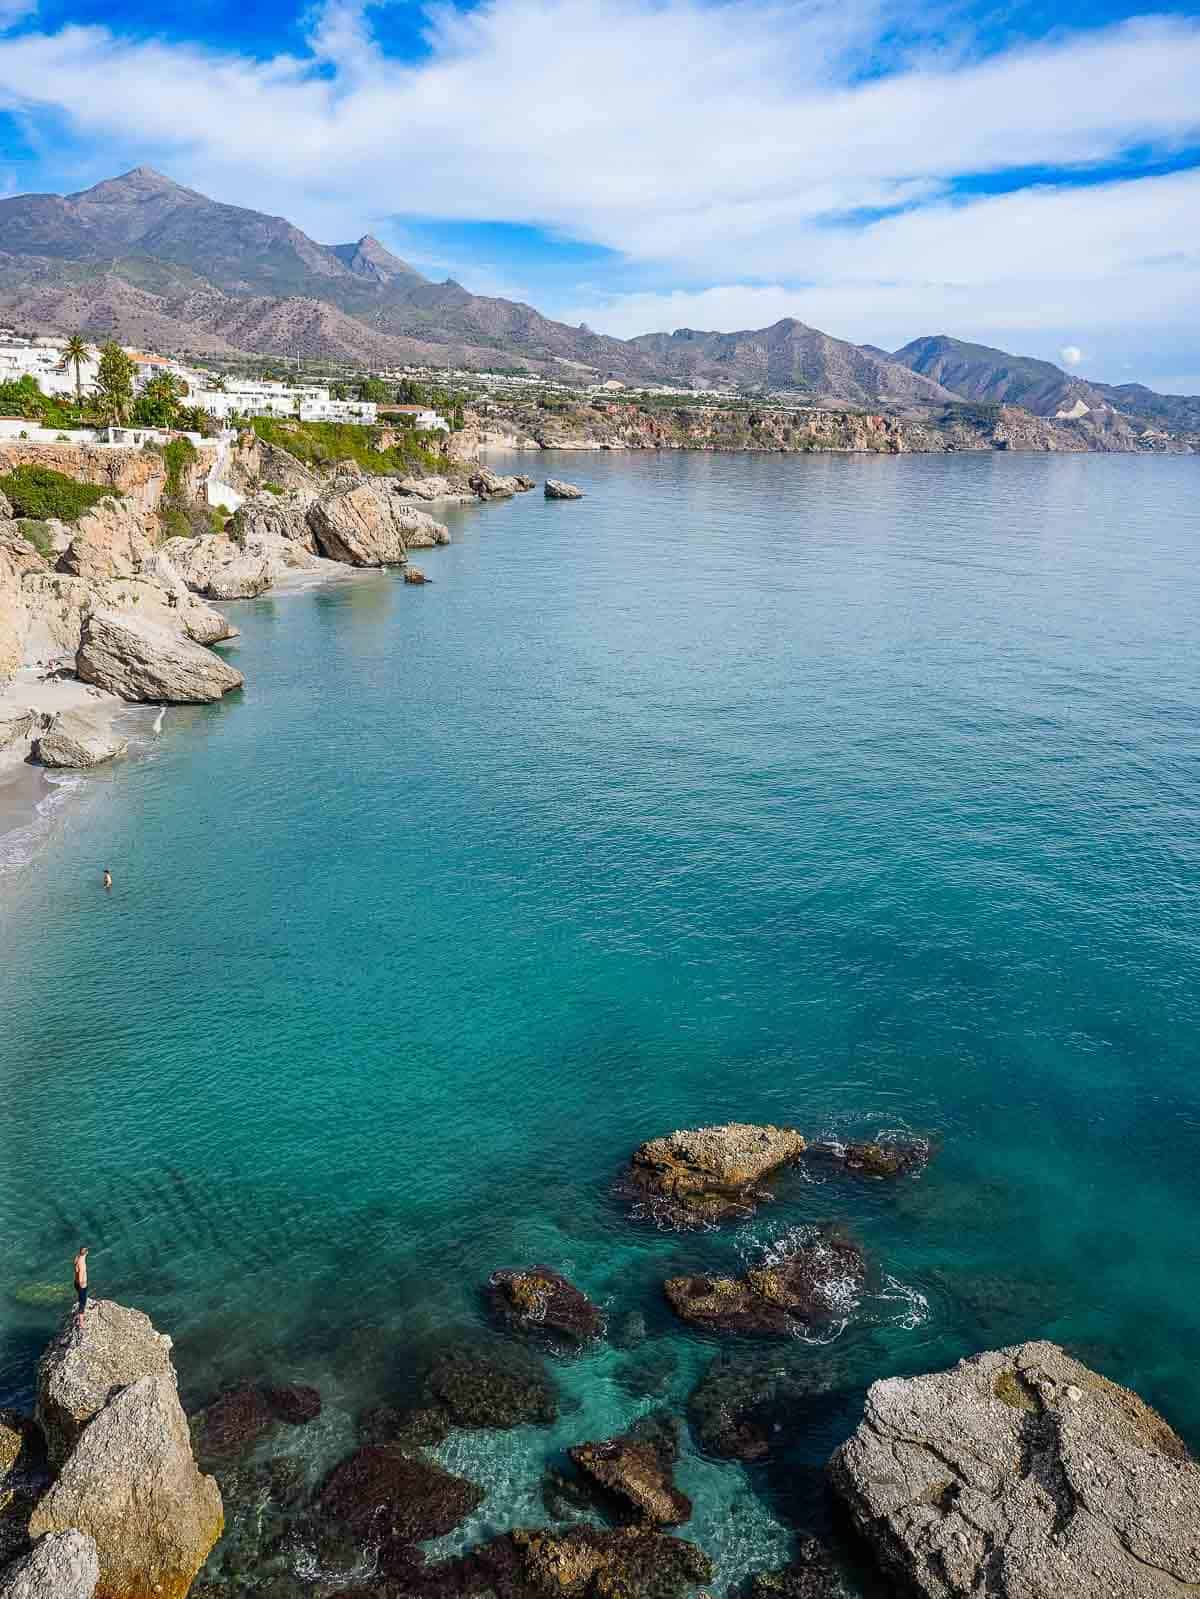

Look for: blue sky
[1,0,1199,388]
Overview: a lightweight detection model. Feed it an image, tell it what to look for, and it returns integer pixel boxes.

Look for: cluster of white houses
[0,333,449,431]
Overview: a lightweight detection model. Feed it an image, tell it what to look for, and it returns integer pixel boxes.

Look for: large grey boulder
[34,709,127,769]
[828,1340,1200,1598]
[76,611,243,704]
[544,478,583,499]
[132,556,239,646]
[393,474,474,505]
[468,467,535,499]
[0,1531,99,1599]
[36,1300,175,1469]
[29,1373,223,1599]
[159,533,272,600]
[306,480,447,565]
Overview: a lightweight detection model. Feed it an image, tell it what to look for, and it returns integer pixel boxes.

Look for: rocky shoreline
[0,440,541,860]
[3,1123,1197,1599]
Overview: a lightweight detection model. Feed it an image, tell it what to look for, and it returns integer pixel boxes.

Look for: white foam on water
[870,1274,931,1331]
[0,769,86,878]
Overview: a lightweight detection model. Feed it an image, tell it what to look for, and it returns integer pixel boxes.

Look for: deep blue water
[1,450,1198,1592]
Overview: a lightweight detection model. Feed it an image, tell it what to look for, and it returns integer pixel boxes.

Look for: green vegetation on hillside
[0,375,81,431]
[0,464,121,523]
[249,416,446,476]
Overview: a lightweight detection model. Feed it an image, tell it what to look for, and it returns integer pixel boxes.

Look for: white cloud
[0,0,35,31]
[1059,346,1084,367]
[0,0,1196,370]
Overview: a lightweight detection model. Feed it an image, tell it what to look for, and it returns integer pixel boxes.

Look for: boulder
[231,493,317,550]
[158,534,272,600]
[306,481,447,565]
[405,1525,713,1599]
[393,475,474,505]
[319,1446,483,1541]
[0,1531,99,1599]
[568,1418,691,1525]
[664,1227,866,1336]
[29,1373,223,1599]
[545,479,584,499]
[403,567,428,584]
[132,556,240,646]
[33,709,127,769]
[467,467,534,500]
[487,1267,604,1347]
[828,1341,1200,1599]
[36,1300,175,1469]
[57,497,155,582]
[624,1123,807,1228]
[76,611,243,704]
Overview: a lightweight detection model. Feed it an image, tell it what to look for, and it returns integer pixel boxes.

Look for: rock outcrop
[624,1123,807,1227]
[76,611,243,703]
[487,1267,604,1347]
[29,1373,223,1599]
[0,1531,99,1599]
[544,478,583,499]
[467,468,536,500]
[57,497,156,582]
[33,708,127,769]
[828,1340,1200,1599]
[664,1227,866,1335]
[568,1418,691,1525]
[305,480,447,565]
[159,535,272,600]
[36,1301,176,1470]
[394,474,474,504]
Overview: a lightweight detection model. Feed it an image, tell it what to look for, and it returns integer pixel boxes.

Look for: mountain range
[0,167,1195,434]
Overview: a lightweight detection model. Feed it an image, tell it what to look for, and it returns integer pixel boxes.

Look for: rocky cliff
[459,398,1192,455]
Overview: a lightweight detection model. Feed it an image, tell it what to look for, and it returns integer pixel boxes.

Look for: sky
[0,0,1198,388]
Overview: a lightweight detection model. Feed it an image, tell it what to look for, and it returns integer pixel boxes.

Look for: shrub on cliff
[250,416,444,478]
[0,464,121,523]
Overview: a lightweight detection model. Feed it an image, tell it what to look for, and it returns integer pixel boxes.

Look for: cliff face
[461,399,1196,455]
[0,442,218,512]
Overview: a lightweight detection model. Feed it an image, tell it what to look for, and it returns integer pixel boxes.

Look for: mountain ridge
[0,168,1195,434]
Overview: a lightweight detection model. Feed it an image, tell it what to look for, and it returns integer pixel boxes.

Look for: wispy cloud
[0,0,1196,370]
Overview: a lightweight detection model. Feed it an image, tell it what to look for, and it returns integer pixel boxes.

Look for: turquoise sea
[1,450,1198,1593]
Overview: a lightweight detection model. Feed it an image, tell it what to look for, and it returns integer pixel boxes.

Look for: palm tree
[60,334,91,409]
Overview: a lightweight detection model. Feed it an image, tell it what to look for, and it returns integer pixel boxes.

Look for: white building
[382,404,449,432]
[0,340,99,398]
[298,397,377,424]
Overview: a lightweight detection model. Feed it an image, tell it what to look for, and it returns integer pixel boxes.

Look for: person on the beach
[102,869,112,890]
[73,1246,89,1324]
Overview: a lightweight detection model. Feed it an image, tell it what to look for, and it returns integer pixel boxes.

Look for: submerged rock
[29,1372,223,1599]
[424,1341,559,1428]
[624,1123,807,1228]
[568,1416,691,1526]
[742,1537,850,1598]
[0,1530,99,1599]
[36,1300,175,1469]
[76,610,243,703]
[488,1267,604,1348]
[544,479,584,499]
[319,1445,483,1540]
[664,1228,867,1336]
[193,1384,275,1460]
[828,1340,1200,1598]
[811,1135,932,1179]
[688,1349,848,1461]
[403,1523,713,1598]
[263,1383,321,1425]
[33,708,127,769]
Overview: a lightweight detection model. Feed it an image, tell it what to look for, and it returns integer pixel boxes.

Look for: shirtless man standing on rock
[73,1246,89,1326]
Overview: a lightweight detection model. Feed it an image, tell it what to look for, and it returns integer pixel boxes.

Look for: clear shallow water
[1,450,1199,1592]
